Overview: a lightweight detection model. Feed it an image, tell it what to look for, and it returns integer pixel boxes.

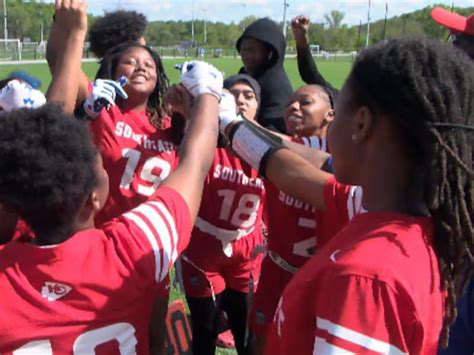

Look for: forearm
[162,95,219,221]
[265,149,331,210]
[296,44,335,91]
[46,21,66,73]
[46,30,86,113]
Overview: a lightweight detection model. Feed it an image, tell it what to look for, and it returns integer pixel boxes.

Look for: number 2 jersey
[0,187,192,354]
[264,136,329,267]
[90,105,179,226]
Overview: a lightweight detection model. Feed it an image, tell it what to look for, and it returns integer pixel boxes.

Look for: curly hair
[0,104,98,243]
[347,38,474,346]
[95,42,170,130]
[88,10,147,59]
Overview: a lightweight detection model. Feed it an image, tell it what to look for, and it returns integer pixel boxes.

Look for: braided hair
[347,38,474,346]
[95,42,170,130]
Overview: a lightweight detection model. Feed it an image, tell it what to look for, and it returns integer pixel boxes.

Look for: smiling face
[229,81,259,121]
[284,85,334,138]
[114,46,158,99]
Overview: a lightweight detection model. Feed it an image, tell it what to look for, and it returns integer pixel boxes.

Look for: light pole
[191,0,195,46]
[201,7,207,44]
[282,0,289,37]
[3,0,7,42]
[365,0,371,48]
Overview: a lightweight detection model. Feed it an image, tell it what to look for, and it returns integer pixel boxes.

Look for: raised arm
[46,0,90,110]
[162,62,222,222]
[46,0,87,113]
[291,16,336,92]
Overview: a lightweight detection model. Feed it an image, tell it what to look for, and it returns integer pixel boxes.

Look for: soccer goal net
[0,39,22,61]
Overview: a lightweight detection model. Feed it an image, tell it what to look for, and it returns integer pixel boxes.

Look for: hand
[0,80,46,112]
[54,0,88,33]
[291,15,310,46]
[83,77,128,118]
[164,84,193,118]
[218,90,242,134]
[180,61,223,100]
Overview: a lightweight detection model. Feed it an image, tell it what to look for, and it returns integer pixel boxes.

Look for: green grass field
[0,57,351,92]
[0,57,350,354]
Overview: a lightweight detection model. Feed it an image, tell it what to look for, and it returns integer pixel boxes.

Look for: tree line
[2,1,473,51]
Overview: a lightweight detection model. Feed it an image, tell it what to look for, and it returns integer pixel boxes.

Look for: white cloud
[43,0,474,24]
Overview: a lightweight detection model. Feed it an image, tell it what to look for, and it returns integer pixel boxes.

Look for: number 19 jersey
[91,106,179,226]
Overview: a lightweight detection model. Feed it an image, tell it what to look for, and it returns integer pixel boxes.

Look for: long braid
[349,38,474,346]
[146,49,170,130]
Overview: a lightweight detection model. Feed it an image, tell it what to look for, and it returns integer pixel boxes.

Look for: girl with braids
[217,37,474,354]
[47,4,180,354]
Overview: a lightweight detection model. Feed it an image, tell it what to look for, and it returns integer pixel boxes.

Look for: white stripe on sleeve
[151,201,179,265]
[124,202,174,282]
[302,137,310,147]
[346,186,364,220]
[316,317,405,355]
[313,337,355,354]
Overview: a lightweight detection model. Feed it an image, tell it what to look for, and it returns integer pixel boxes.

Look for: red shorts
[250,256,294,337]
[181,232,262,298]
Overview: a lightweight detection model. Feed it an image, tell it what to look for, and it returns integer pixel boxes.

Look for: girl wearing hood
[237,18,293,134]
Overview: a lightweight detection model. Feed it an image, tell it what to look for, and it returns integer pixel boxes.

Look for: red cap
[431,7,474,36]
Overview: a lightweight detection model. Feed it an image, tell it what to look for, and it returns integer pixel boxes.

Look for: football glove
[83,76,128,118]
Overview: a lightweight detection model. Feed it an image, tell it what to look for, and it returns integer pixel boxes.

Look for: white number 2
[120,148,171,197]
[292,217,316,258]
[217,189,260,229]
[13,323,137,354]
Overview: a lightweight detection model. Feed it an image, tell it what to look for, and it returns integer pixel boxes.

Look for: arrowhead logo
[41,281,72,302]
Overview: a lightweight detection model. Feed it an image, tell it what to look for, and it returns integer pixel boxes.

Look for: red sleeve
[103,186,192,284]
[313,275,409,354]
[323,176,363,221]
[316,177,364,246]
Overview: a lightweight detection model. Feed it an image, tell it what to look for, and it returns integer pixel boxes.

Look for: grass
[0,57,352,92]
[0,57,351,354]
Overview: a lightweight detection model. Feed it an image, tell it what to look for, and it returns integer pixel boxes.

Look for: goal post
[0,39,22,61]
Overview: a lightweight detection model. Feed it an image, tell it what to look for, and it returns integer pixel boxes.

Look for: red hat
[431,7,474,36]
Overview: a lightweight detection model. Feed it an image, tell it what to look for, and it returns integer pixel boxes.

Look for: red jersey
[91,105,179,225]
[265,178,443,355]
[263,136,328,267]
[190,147,265,256]
[0,187,192,354]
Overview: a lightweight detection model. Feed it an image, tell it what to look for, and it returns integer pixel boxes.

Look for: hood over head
[236,18,286,68]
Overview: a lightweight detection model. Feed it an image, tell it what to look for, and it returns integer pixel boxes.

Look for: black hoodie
[236,18,293,133]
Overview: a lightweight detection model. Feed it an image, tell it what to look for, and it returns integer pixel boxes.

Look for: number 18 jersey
[91,106,179,226]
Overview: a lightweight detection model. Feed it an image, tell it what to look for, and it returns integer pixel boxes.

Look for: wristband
[228,121,286,177]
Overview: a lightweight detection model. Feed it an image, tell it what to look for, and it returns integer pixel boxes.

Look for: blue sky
[48,0,474,25]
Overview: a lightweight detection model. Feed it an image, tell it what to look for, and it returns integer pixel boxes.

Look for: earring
[352,134,356,142]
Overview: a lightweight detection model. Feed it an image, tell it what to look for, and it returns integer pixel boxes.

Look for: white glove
[219,91,243,134]
[0,80,46,112]
[180,61,223,100]
[83,76,128,118]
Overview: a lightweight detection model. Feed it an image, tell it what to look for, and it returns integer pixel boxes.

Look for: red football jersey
[0,187,191,354]
[91,105,179,225]
[263,136,328,267]
[189,147,265,254]
[265,179,443,355]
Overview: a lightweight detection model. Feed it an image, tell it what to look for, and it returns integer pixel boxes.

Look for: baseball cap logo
[41,281,72,302]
